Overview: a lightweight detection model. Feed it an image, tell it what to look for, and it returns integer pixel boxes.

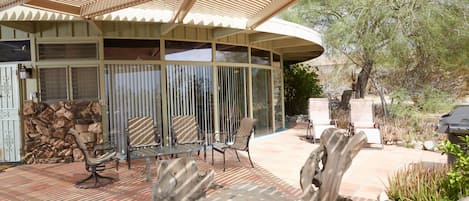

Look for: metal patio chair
[211,117,255,171]
[68,129,118,189]
[171,115,206,159]
[126,116,160,169]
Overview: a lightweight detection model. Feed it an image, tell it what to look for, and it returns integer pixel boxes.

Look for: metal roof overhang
[0,0,323,61]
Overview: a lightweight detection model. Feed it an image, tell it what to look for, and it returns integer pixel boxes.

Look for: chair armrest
[213,131,228,143]
[93,142,116,157]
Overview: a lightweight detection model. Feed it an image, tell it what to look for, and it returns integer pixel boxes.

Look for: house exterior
[0,0,323,162]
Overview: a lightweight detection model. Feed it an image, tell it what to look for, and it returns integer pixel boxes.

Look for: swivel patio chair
[68,129,118,189]
[171,115,206,159]
[212,117,255,171]
[126,116,160,169]
[307,98,337,142]
[349,99,383,148]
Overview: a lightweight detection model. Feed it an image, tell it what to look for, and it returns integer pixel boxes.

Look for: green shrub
[387,137,469,201]
[386,164,451,201]
[439,135,469,199]
[284,63,322,115]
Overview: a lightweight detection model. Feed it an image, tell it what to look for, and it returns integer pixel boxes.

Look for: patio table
[130,144,203,182]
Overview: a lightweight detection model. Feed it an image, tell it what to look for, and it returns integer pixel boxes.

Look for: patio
[0,128,446,201]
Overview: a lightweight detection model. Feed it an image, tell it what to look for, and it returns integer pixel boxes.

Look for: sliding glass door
[252,68,272,135]
[218,66,248,139]
[105,64,162,154]
[166,64,214,143]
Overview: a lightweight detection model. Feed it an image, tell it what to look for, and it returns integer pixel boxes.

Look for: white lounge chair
[349,99,383,148]
[308,98,336,141]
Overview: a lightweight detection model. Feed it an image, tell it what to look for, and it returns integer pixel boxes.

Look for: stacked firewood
[22,101,103,164]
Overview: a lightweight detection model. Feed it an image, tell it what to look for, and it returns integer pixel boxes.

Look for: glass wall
[100,39,284,147]
[165,41,212,62]
[218,66,248,140]
[252,68,272,135]
[104,39,160,60]
[166,64,214,143]
[273,54,283,131]
[105,64,162,154]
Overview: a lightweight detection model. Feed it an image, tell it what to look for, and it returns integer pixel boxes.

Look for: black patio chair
[68,129,118,189]
[211,117,256,171]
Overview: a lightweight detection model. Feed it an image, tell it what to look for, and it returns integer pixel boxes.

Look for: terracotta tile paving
[0,128,446,201]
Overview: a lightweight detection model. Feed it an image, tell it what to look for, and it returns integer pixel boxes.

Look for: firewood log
[23,101,36,115]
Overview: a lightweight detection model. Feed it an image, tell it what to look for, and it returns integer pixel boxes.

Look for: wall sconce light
[19,64,32,79]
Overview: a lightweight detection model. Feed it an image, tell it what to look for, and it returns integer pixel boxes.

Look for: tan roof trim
[247,0,296,29]
[0,0,25,12]
[24,0,80,16]
[80,0,152,19]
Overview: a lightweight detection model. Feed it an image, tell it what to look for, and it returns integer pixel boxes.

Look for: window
[165,41,212,62]
[104,39,160,60]
[39,68,67,101]
[251,48,271,65]
[72,67,99,100]
[38,43,98,60]
[0,40,31,62]
[39,66,99,102]
[215,44,248,63]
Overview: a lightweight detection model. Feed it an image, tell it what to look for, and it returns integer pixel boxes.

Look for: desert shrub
[385,87,455,142]
[387,164,451,201]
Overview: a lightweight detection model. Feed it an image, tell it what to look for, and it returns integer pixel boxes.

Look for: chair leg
[223,151,226,172]
[75,166,114,189]
[211,148,214,165]
[127,153,131,170]
[115,159,119,171]
[235,150,240,162]
[247,149,254,168]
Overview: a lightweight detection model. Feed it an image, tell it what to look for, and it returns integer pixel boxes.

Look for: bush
[387,164,451,201]
[284,63,322,115]
[387,136,469,201]
[439,135,469,199]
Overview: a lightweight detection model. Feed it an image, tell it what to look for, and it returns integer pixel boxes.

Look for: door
[0,64,21,162]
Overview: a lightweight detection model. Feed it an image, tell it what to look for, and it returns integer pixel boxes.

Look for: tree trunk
[355,59,373,98]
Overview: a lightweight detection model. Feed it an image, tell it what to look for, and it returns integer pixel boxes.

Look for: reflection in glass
[104,39,160,60]
[252,68,272,135]
[0,40,31,62]
[216,44,248,63]
[218,66,248,141]
[166,64,214,141]
[273,69,283,130]
[38,43,97,60]
[251,48,271,65]
[165,41,212,62]
[105,64,162,154]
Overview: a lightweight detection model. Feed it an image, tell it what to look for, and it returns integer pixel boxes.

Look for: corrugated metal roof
[0,0,324,61]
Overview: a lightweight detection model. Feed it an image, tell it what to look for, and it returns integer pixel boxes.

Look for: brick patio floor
[0,128,446,201]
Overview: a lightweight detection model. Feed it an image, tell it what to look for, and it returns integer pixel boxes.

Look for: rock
[423,141,435,151]
[414,141,424,150]
[377,191,390,201]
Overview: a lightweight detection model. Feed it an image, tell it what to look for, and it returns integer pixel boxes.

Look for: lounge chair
[307,98,336,141]
[349,99,383,147]
[212,117,255,171]
[126,116,160,169]
[68,129,118,189]
[171,115,206,159]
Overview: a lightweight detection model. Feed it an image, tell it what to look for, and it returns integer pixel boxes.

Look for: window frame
[38,65,100,102]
